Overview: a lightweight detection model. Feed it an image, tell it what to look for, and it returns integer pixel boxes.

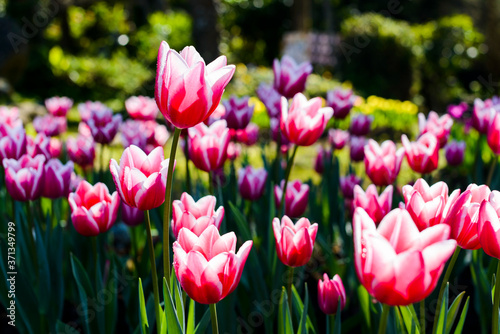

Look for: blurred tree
[187,0,220,62]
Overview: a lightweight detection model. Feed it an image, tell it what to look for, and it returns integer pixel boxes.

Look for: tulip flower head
[121,202,144,227]
[478,192,500,259]
[3,154,45,201]
[280,93,333,146]
[171,192,224,239]
[227,142,242,161]
[256,83,282,118]
[233,122,259,146]
[444,140,466,166]
[273,216,318,267]
[0,124,27,161]
[155,42,235,129]
[273,55,312,98]
[353,184,393,225]
[188,120,230,172]
[274,179,309,217]
[125,96,159,121]
[340,174,362,199]
[45,96,73,117]
[349,114,373,136]
[326,88,356,119]
[318,274,346,315]
[402,179,460,231]
[350,136,366,162]
[0,106,22,128]
[173,225,252,304]
[42,159,74,199]
[223,95,254,130]
[364,139,404,186]
[85,104,122,144]
[110,145,172,210]
[33,114,67,137]
[418,111,453,148]
[353,207,457,306]
[447,102,467,119]
[487,111,500,155]
[328,129,349,150]
[67,134,95,168]
[68,181,120,236]
[120,119,149,150]
[238,165,268,201]
[472,98,498,134]
[78,101,111,123]
[314,146,332,175]
[401,133,439,174]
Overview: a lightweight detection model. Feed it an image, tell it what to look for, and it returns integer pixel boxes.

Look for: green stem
[210,303,219,334]
[493,259,500,334]
[145,210,161,334]
[420,299,425,333]
[184,134,192,194]
[280,145,299,216]
[26,201,37,265]
[487,156,498,187]
[274,126,282,185]
[208,171,214,194]
[326,313,335,334]
[378,304,390,334]
[287,267,294,317]
[432,246,461,333]
[100,144,105,181]
[163,127,181,285]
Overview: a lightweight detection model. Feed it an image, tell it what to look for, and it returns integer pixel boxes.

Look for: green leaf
[71,254,96,334]
[436,283,449,334]
[398,305,420,334]
[34,222,51,315]
[453,297,470,334]
[104,257,118,334]
[333,298,342,334]
[186,298,195,334]
[138,278,150,334]
[292,285,317,334]
[445,291,466,334]
[194,307,211,334]
[297,283,308,334]
[162,277,183,334]
[228,201,252,242]
[357,285,371,329]
[171,269,185,331]
[56,320,79,334]
[278,287,294,334]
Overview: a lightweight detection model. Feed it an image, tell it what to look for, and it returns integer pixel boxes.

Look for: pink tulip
[85,105,122,144]
[233,122,259,146]
[487,111,500,154]
[110,145,173,210]
[68,181,120,236]
[155,42,235,129]
[444,140,465,166]
[121,202,144,226]
[125,96,159,121]
[3,154,45,201]
[171,192,224,239]
[78,101,110,123]
[326,88,356,119]
[274,179,309,217]
[402,179,460,231]
[340,174,362,199]
[0,106,22,128]
[447,102,467,119]
[472,98,497,134]
[42,159,74,199]
[204,103,226,126]
[33,114,67,137]
[478,192,500,259]
[141,121,170,153]
[353,207,457,306]
[349,114,372,136]
[349,136,366,162]
[120,119,148,150]
[273,216,318,267]
[418,111,453,148]
[401,133,439,174]
[173,225,252,304]
[328,129,349,150]
[364,139,404,186]
[256,83,282,118]
[273,55,312,98]
[48,138,62,158]
[227,142,242,161]
[314,147,332,174]
[238,166,268,201]
[45,96,73,117]
[188,120,230,172]
[353,184,393,225]
[318,274,346,315]
[223,95,254,130]
[27,134,58,160]
[67,135,95,168]
[280,93,333,146]
[0,124,27,160]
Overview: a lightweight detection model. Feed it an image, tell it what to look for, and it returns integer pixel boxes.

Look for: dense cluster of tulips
[3,40,500,334]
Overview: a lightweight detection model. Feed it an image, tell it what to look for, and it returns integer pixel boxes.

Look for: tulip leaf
[187,298,195,334]
[436,283,449,334]
[96,253,106,334]
[34,221,51,316]
[292,285,317,334]
[453,296,469,334]
[71,253,96,334]
[193,306,211,334]
[105,257,118,334]
[398,305,421,334]
[138,278,150,334]
[357,285,371,329]
[278,287,294,334]
[162,277,183,334]
[334,297,342,334]
[49,223,65,321]
[297,283,308,334]
[228,201,252,242]
[56,320,80,334]
[445,291,466,334]
[171,269,185,332]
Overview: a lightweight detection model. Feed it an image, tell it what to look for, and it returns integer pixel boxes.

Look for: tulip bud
[349,114,372,136]
[273,56,312,98]
[328,129,349,150]
[444,140,465,166]
[45,96,73,117]
[3,154,45,201]
[273,216,318,267]
[188,120,230,172]
[223,95,254,130]
[353,184,392,224]
[326,88,356,120]
[42,159,74,199]
[418,111,453,148]
[401,133,439,174]
[238,166,267,201]
[364,139,404,186]
[318,274,346,314]
[274,179,309,217]
[125,96,159,121]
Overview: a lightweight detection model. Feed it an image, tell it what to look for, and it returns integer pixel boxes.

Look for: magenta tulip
[3,154,45,201]
[353,207,457,306]
[238,165,268,201]
[318,274,346,314]
[273,55,312,98]
[353,184,393,225]
[173,225,252,304]
[171,192,224,239]
[188,120,230,172]
[0,106,22,128]
[120,119,148,150]
[78,101,110,123]
[227,142,242,161]
[0,124,27,160]
[256,83,282,118]
[68,181,119,236]
[340,174,362,199]
[444,140,466,166]
[273,216,318,267]
[121,202,144,226]
[66,134,95,168]
[447,102,467,119]
[223,95,254,130]
[33,114,67,137]
[328,129,349,150]
[42,159,74,199]
[110,145,172,210]
[418,111,453,148]
[349,114,372,136]
[326,88,356,119]
[349,136,366,162]
[314,147,332,175]
[45,96,73,117]
[125,96,159,121]
[472,98,497,134]
[478,192,500,259]
[233,122,259,146]
[402,133,439,174]
[364,139,404,186]
[85,105,122,144]
[274,179,309,217]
